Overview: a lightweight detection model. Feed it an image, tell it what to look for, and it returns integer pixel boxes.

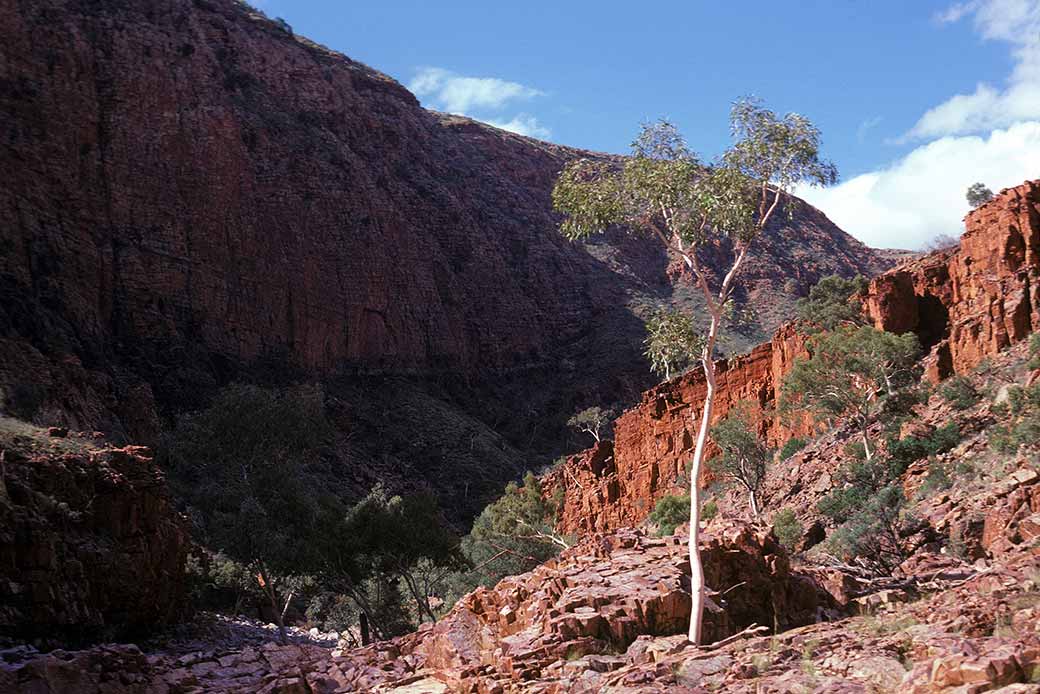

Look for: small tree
[782,326,920,462]
[341,486,462,626]
[161,383,333,643]
[923,233,959,252]
[567,406,613,443]
[966,182,994,208]
[644,308,702,380]
[462,472,569,586]
[826,485,916,575]
[708,406,770,519]
[795,274,868,332]
[554,98,836,643]
[649,493,691,536]
[772,508,803,551]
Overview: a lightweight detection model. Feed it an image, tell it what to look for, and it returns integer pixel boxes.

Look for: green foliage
[820,422,960,524]
[826,485,914,574]
[334,485,463,627]
[781,326,920,460]
[886,423,961,473]
[780,437,809,460]
[773,509,803,551]
[462,472,569,587]
[708,405,771,516]
[701,499,719,521]
[162,383,333,579]
[650,494,691,536]
[724,97,839,193]
[162,383,466,640]
[1029,334,1040,370]
[940,376,980,410]
[990,383,1040,453]
[966,182,994,208]
[643,308,703,380]
[794,274,868,332]
[817,456,892,524]
[783,327,921,424]
[567,406,614,443]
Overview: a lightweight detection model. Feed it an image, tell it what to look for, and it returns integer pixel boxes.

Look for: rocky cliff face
[868,179,1040,380]
[550,180,1040,535]
[0,0,887,475]
[0,426,187,639]
[545,324,813,535]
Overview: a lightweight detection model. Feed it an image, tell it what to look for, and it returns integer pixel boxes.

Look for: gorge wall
[550,180,1040,535]
[0,0,886,449]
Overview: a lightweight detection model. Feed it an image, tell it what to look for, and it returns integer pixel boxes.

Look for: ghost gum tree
[552,98,837,644]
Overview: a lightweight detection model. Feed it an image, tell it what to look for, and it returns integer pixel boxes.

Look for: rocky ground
[3,440,1037,693]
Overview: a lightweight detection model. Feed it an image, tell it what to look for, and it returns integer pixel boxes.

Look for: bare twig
[703,623,769,650]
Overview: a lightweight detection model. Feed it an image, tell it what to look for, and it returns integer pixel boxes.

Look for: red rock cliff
[546,324,813,534]
[868,180,1040,380]
[551,179,1040,536]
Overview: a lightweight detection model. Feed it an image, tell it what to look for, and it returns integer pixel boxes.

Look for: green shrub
[649,494,690,536]
[918,463,953,498]
[773,508,803,551]
[462,472,570,586]
[887,422,961,474]
[780,437,808,460]
[826,485,913,575]
[990,383,1040,453]
[794,274,869,332]
[940,376,980,410]
[1029,334,1040,370]
[701,499,718,521]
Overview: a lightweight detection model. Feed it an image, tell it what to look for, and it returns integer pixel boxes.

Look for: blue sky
[253,0,1040,249]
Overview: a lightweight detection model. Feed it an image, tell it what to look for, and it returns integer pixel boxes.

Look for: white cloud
[483,114,552,139]
[796,122,1040,249]
[408,67,551,140]
[409,67,543,113]
[908,0,1040,139]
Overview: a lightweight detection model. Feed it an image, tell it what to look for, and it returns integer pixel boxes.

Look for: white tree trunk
[687,313,720,644]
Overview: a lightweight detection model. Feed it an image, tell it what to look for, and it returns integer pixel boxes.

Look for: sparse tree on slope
[708,405,771,519]
[966,182,994,208]
[781,326,920,462]
[567,406,614,443]
[795,274,868,332]
[552,97,837,644]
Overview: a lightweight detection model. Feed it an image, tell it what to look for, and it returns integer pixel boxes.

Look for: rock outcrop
[2,522,835,692]
[0,433,188,638]
[868,180,1040,380]
[545,324,812,535]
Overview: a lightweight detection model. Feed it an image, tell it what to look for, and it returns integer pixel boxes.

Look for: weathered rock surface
[0,433,188,638]
[868,180,1040,380]
[544,324,813,535]
[1,522,837,692]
